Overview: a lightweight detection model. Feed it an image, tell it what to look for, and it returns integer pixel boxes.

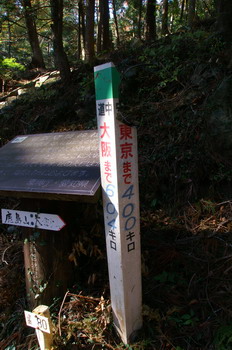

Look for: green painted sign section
[94,66,120,100]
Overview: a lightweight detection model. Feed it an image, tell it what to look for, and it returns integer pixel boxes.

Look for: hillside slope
[1,30,232,349]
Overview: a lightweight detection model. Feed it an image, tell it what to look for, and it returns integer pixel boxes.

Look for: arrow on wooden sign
[1,209,66,231]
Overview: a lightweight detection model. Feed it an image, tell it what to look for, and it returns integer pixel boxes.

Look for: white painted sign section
[1,209,66,231]
[94,62,142,343]
[24,310,51,334]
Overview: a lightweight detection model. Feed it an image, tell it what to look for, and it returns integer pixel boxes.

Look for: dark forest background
[1,1,232,349]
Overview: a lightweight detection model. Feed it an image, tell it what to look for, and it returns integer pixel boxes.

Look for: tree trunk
[180,0,185,23]
[50,0,70,82]
[22,0,45,68]
[85,0,95,62]
[146,0,156,41]
[216,0,232,42]
[77,0,85,60]
[112,0,120,46]
[170,0,179,31]
[77,3,82,60]
[161,0,170,35]
[97,0,103,53]
[188,0,196,28]
[138,0,143,40]
[81,1,86,53]
[6,7,12,57]
[22,199,74,309]
[102,0,110,51]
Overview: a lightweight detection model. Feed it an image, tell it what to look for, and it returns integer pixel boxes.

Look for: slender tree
[50,0,70,81]
[188,0,196,28]
[131,0,143,41]
[80,0,86,54]
[102,0,110,51]
[77,0,86,60]
[85,0,95,61]
[97,0,103,53]
[180,0,186,23]
[77,1,82,60]
[180,0,184,22]
[137,0,143,40]
[146,0,156,41]
[6,9,12,57]
[216,0,232,42]
[161,0,170,35]
[22,0,45,68]
[112,0,120,46]
[97,0,111,52]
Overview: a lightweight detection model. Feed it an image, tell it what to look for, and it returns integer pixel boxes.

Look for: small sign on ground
[24,310,51,334]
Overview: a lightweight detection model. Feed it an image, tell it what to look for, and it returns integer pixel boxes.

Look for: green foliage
[20,85,58,103]
[154,270,188,292]
[200,199,216,214]
[168,309,199,327]
[0,0,221,68]
[214,325,232,350]
[4,346,16,350]
[0,58,25,80]
[79,74,95,101]
[138,30,224,90]
[210,164,232,183]
[154,270,179,284]
[1,17,232,349]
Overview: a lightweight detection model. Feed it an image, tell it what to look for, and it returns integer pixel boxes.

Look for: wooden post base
[22,199,74,309]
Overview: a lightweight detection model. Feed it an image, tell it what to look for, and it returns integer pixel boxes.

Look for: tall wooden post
[94,62,142,343]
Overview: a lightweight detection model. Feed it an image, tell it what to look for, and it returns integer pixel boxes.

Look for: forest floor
[1,30,232,350]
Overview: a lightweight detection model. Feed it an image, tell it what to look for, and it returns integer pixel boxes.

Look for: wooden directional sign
[1,209,66,231]
[0,130,100,201]
[94,62,142,343]
[24,310,51,334]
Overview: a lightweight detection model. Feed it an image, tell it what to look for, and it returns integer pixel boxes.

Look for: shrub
[0,58,25,81]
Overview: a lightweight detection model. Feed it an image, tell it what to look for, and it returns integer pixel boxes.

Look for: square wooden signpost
[94,62,142,343]
[0,62,142,347]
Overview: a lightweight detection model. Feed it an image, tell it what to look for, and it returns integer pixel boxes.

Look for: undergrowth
[0,29,232,349]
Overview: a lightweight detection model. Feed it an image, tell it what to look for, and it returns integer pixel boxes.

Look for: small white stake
[33,305,53,350]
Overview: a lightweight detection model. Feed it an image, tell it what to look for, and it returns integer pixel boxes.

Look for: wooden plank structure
[0,130,101,308]
[0,131,100,201]
[94,62,142,343]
